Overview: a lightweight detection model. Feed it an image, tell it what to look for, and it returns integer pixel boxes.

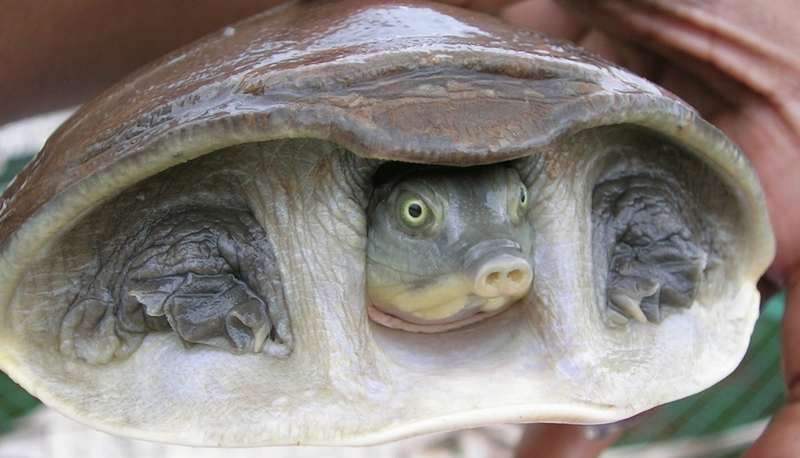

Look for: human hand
[437,0,800,456]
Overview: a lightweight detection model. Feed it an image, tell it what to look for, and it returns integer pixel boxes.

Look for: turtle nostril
[508,269,523,283]
[472,256,533,298]
[482,268,525,290]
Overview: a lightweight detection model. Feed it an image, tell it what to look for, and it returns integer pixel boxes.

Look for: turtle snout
[464,240,533,299]
[471,254,533,298]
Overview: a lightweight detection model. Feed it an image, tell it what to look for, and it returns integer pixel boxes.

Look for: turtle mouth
[366,240,533,333]
[366,298,517,333]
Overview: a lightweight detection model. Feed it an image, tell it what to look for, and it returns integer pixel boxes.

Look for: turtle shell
[0,0,774,446]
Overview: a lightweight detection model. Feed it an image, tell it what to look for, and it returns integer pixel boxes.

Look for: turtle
[0,0,775,447]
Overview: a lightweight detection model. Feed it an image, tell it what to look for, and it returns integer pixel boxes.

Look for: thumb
[743,281,800,457]
[514,423,621,458]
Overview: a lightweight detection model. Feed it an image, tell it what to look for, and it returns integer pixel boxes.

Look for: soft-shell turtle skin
[0,0,775,447]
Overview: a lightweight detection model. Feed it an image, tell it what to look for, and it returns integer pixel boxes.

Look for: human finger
[498,0,587,42]
[514,423,621,458]
[742,281,800,457]
[436,0,520,13]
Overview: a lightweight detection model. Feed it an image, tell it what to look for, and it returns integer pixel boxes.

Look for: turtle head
[366,164,534,332]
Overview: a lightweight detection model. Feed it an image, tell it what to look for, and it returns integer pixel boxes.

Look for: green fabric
[0,155,34,190]
[0,154,40,431]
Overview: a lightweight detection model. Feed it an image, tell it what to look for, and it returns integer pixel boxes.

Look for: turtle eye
[519,184,528,210]
[398,194,430,227]
[509,183,528,224]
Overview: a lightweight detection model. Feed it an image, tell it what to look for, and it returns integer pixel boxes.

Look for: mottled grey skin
[366,164,534,332]
[590,143,710,326]
[57,167,293,365]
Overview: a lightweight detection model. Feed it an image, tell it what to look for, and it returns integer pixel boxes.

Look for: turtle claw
[608,290,650,323]
[130,273,273,354]
[223,297,272,353]
[605,236,706,325]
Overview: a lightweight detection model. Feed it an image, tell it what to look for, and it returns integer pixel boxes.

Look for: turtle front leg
[593,173,708,326]
[606,236,707,324]
[58,207,293,364]
[129,274,273,354]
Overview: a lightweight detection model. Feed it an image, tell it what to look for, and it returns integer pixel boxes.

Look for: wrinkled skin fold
[59,207,292,364]
[593,165,708,325]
